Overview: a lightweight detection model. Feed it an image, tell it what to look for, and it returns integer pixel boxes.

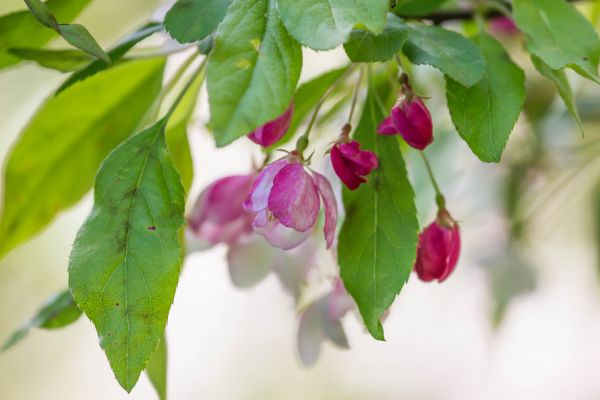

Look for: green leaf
[531,55,584,133]
[57,22,162,94]
[7,48,92,72]
[207,0,302,147]
[393,0,448,15]
[344,14,410,62]
[513,0,600,83]
[277,0,389,50]
[24,0,59,29]
[146,335,168,400]
[338,86,419,340]
[57,23,110,63]
[69,119,185,392]
[164,0,233,44]
[0,58,165,260]
[0,0,91,70]
[1,290,81,352]
[403,24,485,87]
[446,33,525,162]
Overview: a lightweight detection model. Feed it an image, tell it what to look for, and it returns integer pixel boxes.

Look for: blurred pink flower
[379,97,433,150]
[330,140,378,190]
[247,104,294,147]
[489,16,519,37]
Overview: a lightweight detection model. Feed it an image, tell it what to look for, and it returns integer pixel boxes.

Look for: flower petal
[337,141,378,176]
[331,145,365,190]
[297,300,324,367]
[244,158,289,213]
[227,236,274,288]
[312,171,338,249]
[253,210,312,250]
[247,104,294,147]
[377,116,398,135]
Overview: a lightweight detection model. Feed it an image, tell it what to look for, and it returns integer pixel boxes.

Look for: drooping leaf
[0,0,91,69]
[513,0,600,83]
[146,335,168,400]
[531,55,584,133]
[344,14,410,63]
[0,58,165,260]
[164,0,233,44]
[393,0,448,16]
[57,22,162,94]
[1,290,81,352]
[7,47,92,72]
[277,0,389,50]
[23,0,59,29]
[207,0,302,147]
[403,24,485,87]
[338,86,419,340]
[446,33,525,162]
[69,119,185,392]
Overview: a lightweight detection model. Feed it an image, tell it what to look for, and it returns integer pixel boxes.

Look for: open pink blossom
[247,104,294,147]
[187,174,255,247]
[378,97,433,150]
[331,140,378,190]
[244,157,337,250]
[414,209,461,283]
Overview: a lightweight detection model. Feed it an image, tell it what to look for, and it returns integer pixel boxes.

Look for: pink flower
[297,278,353,366]
[247,104,294,147]
[187,174,255,247]
[331,140,378,190]
[244,156,337,250]
[414,209,461,283]
[489,16,519,37]
[378,97,433,150]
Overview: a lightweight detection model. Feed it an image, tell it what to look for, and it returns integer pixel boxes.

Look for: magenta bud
[330,140,378,191]
[414,209,461,283]
[390,97,433,150]
[489,16,519,37]
[247,104,294,147]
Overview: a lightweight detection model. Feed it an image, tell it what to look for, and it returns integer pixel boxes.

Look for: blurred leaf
[57,23,110,63]
[0,0,91,70]
[513,0,600,83]
[393,0,448,15]
[8,47,92,71]
[0,58,165,260]
[69,119,185,392]
[446,33,525,162]
[57,22,162,94]
[207,0,302,147]
[164,0,233,44]
[403,24,485,87]
[1,290,81,352]
[344,14,410,62]
[531,54,584,133]
[338,84,419,340]
[594,183,600,281]
[24,0,59,29]
[146,335,168,400]
[277,0,389,50]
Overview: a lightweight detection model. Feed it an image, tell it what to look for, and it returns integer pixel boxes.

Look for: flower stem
[164,56,207,120]
[347,66,365,125]
[420,151,446,210]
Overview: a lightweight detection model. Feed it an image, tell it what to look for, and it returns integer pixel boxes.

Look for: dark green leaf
[338,86,419,340]
[513,0,600,83]
[207,0,302,147]
[344,14,410,62]
[1,290,81,352]
[393,0,448,16]
[0,0,91,70]
[531,55,584,133]
[164,0,233,43]
[0,58,165,260]
[403,24,485,87]
[446,33,525,162]
[58,23,110,63]
[277,0,389,50]
[24,0,59,29]
[57,22,162,94]
[146,335,168,400]
[8,48,92,72]
[69,119,185,392]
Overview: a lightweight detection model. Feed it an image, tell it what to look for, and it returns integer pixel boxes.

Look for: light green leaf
[164,0,233,44]
[393,0,448,15]
[146,335,168,400]
[344,14,410,62]
[513,0,600,83]
[207,0,302,147]
[8,48,92,72]
[0,0,91,69]
[338,86,419,340]
[57,23,110,63]
[403,24,485,87]
[531,55,584,133]
[277,0,389,50]
[1,290,81,352]
[0,58,165,260]
[446,33,525,162]
[69,119,185,392]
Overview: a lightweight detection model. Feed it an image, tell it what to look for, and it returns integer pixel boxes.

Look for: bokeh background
[2,1,600,399]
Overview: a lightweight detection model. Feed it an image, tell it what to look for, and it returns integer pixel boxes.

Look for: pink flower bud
[247,104,294,147]
[414,210,461,283]
[244,157,337,250]
[489,16,519,37]
[390,97,433,150]
[330,140,378,190]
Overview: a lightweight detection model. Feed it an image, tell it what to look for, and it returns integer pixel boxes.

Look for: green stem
[164,57,207,120]
[420,151,446,209]
[158,51,200,108]
[347,66,365,125]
